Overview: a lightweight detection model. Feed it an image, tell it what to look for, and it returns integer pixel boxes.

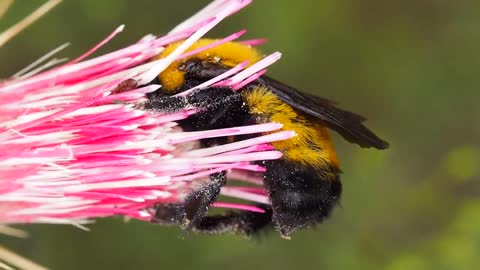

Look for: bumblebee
[145,39,389,237]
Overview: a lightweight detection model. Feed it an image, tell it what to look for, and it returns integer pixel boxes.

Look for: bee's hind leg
[190,204,273,237]
[152,172,227,229]
[153,203,273,237]
[151,171,273,236]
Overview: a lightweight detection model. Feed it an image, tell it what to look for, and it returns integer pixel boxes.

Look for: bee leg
[190,204,273,237]
[153,203,272,237]
[151,176,273,236]
[192,204,272,237]
[181,172,227,228]
[151,172,226,229]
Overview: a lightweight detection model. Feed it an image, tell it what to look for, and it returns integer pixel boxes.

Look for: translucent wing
[255,76,389,149]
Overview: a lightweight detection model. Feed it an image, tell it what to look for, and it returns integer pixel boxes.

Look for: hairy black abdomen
[262,159,342,237]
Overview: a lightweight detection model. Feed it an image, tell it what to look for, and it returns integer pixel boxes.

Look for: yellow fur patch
[244,86,340,169]
[155,39,263,92]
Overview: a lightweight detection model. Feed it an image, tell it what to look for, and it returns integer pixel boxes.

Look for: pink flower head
[0,0,292,227]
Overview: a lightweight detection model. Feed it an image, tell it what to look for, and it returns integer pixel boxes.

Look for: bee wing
[255,76,389,149]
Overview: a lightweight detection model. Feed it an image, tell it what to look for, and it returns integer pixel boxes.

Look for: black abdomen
[262,159,342,236]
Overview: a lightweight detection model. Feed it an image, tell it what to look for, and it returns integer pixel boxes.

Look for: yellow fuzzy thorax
[245,86,340,169]
[155,39,263,92]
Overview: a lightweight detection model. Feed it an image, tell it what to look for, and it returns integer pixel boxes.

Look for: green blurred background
[1,0,479,269]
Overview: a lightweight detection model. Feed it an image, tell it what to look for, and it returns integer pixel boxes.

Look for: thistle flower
[0,0,292,229]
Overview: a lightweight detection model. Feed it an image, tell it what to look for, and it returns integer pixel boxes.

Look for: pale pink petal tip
[180,60,249,96]
[220,186,269,204]
[212,202,265,213]
[240,38,268,46]
[226,52,281,87]
[0,0,288,225]
[68,24,126,65]
[207,52,281,89]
